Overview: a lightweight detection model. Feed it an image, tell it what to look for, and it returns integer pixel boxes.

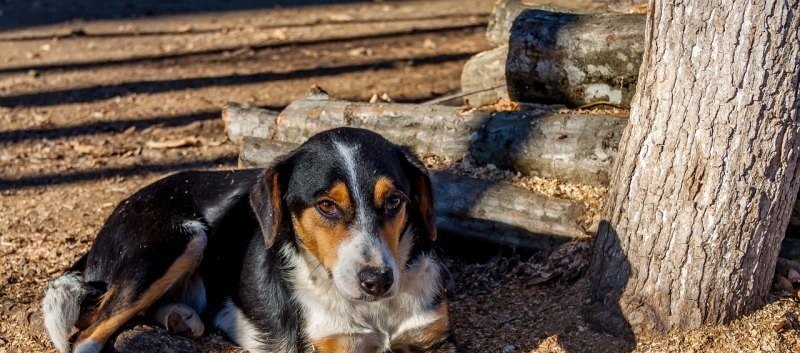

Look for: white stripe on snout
[333,140,367,222]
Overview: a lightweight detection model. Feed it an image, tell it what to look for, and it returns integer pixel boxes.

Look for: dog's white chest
[291,255,444,352]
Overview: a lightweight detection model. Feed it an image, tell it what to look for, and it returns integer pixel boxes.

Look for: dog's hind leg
[150,273,207,338]
[152,302,205,338]
[71,229,207,353]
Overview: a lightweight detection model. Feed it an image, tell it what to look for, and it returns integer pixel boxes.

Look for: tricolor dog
[42,128,452,353]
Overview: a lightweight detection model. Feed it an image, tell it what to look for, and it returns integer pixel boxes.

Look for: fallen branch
[222,103,280,144]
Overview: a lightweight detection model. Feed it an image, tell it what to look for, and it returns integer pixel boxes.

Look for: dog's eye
[316,200,337,217]
[385,194,402,211]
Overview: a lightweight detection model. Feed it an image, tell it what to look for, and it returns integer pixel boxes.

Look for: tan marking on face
[292,181,353,271]
[373,177,395,206]
[327,181,352,211]
[374,177,406,259]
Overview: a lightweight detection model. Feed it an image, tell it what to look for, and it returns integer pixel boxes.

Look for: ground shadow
[0,51,475,107]
[440,222,634,353]
[0,154,237,191]
[0,23,484,75]
[0,110,231,143]
[0,0,359,32]
[2,13,484,41]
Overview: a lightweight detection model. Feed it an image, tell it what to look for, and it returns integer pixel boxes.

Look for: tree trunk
[587,0,800,334]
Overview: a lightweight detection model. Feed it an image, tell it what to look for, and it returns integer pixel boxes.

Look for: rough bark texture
[470,110,627,186]
[486,0,601,46]
[460,46,508,107]
[239,137,297,167]
[225,98,626,185]
[222,103,279,144]
[239,138,588,246]
[507,10,645,108]
[588,0,800,334]
[271,88,490,157]
[431,172,587,248]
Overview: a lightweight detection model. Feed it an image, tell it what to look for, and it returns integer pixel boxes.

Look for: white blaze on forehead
[332,140,367,221]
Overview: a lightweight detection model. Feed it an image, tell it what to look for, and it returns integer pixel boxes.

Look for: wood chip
[145,136,200,149]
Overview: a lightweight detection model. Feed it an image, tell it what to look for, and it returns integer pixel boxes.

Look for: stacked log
[485,0,600,46]
[460,46,509,107]
[461,0,646,107]
[506,10,645,107]
[223,91,626,186]
[470,110,627,186]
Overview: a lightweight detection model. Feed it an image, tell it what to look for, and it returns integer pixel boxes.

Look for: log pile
[224,90,626,186]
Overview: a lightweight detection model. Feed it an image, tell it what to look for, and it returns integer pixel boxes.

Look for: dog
[42,128,453,353]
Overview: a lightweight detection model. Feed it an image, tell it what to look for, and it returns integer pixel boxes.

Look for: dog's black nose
[358,267,394,297]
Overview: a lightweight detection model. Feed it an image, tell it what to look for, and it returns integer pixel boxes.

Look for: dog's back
[43,169,262,353]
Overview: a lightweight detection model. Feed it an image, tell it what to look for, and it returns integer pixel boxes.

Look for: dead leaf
[145,136,200,149]
[270,28,287,40]
[774,274,793,291]
[70,142,95,154]
[327,13,353,22]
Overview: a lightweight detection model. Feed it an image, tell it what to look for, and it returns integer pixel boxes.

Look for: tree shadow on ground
[0,24,484,76]
[0,51,476,107]
[0,0,359,32]
[440,223,635,353]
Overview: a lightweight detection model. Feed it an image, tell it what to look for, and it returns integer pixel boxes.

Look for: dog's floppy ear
[250,161,290,248]
[398,146,437,241]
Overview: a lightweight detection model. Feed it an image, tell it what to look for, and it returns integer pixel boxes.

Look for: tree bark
[222,103,279,145]
[270,87,490,157]
[506,10,645,108]
[486,0,601,46]
[224,96,626,185]
[239,138,590,247]
[470,110,627,186]
[460,46,508,107]
[587,0,800,334]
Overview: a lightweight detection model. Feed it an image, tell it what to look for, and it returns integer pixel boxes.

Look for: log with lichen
[224,95,627,186]
[505,10,645,108]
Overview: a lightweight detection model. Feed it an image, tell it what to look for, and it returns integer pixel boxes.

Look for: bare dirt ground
[0,1,798,353]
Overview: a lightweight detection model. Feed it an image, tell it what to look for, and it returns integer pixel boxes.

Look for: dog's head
[250,127,436,301]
